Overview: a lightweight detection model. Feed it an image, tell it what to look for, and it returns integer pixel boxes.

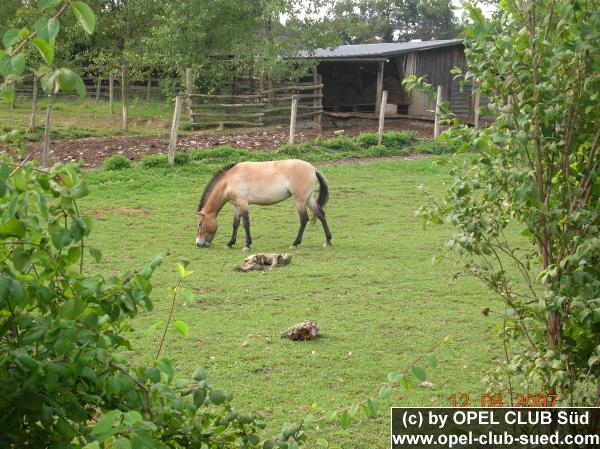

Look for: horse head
[195,211,218,247]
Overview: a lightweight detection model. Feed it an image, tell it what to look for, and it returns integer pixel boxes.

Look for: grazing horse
[195,159,332,250]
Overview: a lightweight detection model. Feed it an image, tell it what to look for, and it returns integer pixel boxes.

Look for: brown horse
[195,160,332,250]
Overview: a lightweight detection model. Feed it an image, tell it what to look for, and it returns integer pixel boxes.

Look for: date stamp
[449,392,557,407]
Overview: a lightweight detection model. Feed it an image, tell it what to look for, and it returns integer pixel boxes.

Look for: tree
[329,0,461,44]
[416,0,600,404]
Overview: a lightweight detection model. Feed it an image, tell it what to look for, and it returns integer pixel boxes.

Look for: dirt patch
[21,119,435,168]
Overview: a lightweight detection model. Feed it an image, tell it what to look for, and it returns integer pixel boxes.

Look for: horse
[195,159,332,251]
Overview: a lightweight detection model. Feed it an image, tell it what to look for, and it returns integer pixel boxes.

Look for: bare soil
[21,119,435,167]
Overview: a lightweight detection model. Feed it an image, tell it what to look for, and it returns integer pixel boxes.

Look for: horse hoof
[289,245,297,250]
[323,242,332,248]
[225,244,232,249]
[243,246,251,252]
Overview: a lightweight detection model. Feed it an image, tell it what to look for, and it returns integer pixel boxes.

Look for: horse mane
[197,163,237,211]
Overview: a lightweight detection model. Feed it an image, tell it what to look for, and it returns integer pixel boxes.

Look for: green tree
[416,0,600,404]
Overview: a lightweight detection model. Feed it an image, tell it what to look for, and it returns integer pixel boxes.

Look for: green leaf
[379,385,393,400]
[91,409,121,437]
[263,440,276,449]
[366,398,379,417]
[387,371,403,383]
[209,389,226,405]
[411,365,427,381]
[35,18,60,43]
[425,353,438,368]
[157,358,175,381]
[55,69,86,97]
[31,37,54,65]
[66,181,89,198]
[0,53,25,77]
[172,320,189,337]
[131,429,156,449]
[316,438,328,449]
[71,1,96,34]
[39,0,62,12]
[193,387,207,407]
[179,287,195,303]
[89,246,102,262]
[0,218,26,239]
[176,262,191,278]
[2,28,19,48]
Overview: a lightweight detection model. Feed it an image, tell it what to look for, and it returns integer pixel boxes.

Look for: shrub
[103,154,133,170]
[277,144,302,158]
[174,151,190,165]
[318,135,356,152]
[382,131,416,149]
[354,132,379,148]
[141,154,170,168]
[413,139,452,154]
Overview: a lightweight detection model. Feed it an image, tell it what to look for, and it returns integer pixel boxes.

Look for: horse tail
[315,171,329,213]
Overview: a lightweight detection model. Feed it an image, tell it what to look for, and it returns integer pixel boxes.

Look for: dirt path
[22,120,434,167]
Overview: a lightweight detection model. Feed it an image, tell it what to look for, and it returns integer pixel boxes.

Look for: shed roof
[298,39,463,59]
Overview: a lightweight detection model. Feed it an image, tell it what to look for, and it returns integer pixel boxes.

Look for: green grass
[81,158,502,448]
[1,97,175,138]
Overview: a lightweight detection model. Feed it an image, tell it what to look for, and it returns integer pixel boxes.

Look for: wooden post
[10,80,16,110]
[121,66,128,132]
[146,76,152,102]
[312,69,322,130]
[95,76,101,102]
[378,90,388,145]
[109,72,114,115]
[168,96,183,166]
[186,67,193,127]
[30,75,38,132]
[434,85,443,139]
[289,96,298,145]
[375,60,384,113]
[43,95,52,168]
[473,89,481,130]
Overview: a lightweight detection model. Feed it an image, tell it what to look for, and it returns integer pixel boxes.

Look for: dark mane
[198,163,237,211]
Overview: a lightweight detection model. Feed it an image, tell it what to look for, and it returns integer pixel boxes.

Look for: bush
[382,131,416,149]
[413,139,452,154]
[174,151,190,165]
[354,132,379,148]
[317,135,356,152]
[141,154,170,168]
[103,154,133,170]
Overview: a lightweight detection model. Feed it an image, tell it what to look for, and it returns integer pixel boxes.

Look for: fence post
[473,89,481,130]
[109,71,114,115]
[434,85,443,139]
[168,96,183,166]
[146,76,152,102]
[30,75,38,132]
[95,75,101,102]
[121,65,128,132]
[313,69,322,130]
[378,90,388,145]
[375,60,384,113]
[186,67,193,127]
[43,95,52,168]
[289,96,298,145]
[11,80,16,109]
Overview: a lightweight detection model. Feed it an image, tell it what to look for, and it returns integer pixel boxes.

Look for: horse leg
[290,203,309,250]
[308,199,332,247]
[241,209,252,251]
[225,207,241,248]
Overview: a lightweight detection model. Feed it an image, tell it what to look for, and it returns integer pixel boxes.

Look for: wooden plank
[289,96,298,145]
[109,72,114,115]
[30,75,38,133]
[190,103,266,109]
[43,97,52,168]
[196,121,264,127]
[263,105,321,113]
[264,94,323,102]
[375,60,384,113]
[168,96,183,166]
[188,93,262,99]
[190,112,265,118]
[378,90,388,145]
[122,66,128,132]
[434,85,443,139]
[261,83,323,94]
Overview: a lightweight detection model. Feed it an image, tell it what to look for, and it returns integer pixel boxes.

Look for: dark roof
[298,39,463,59]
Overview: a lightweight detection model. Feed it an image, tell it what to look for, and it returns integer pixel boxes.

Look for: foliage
[329,0,461,44]
[381,130,416,149]
[413,138,451,154]
[140,152,190,168]
[103,154,132,170]
[417,1,600,405]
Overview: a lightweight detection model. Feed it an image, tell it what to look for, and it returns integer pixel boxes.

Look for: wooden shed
[299,39,472,120]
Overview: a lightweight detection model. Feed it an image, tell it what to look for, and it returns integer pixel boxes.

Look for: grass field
[82,157,502,448]
[1,97,174,138]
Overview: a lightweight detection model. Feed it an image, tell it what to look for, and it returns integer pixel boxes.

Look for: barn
[299,39,473,121]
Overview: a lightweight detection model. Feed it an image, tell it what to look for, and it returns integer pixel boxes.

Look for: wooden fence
[187,71,323,129]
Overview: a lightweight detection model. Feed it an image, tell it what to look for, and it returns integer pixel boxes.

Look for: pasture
[82,157,501,447]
